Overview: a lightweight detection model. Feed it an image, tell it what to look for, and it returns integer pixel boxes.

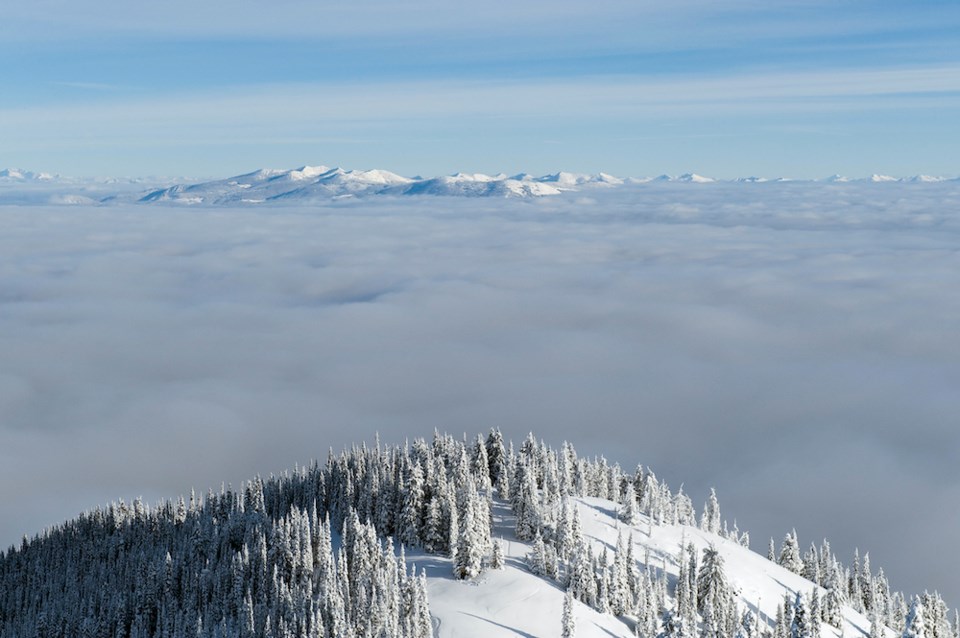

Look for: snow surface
[410,495,880,638]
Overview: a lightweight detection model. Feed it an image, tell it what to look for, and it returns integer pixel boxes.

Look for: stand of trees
[1,430,954,638]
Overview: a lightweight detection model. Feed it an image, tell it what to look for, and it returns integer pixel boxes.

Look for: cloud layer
[1,183,959,606]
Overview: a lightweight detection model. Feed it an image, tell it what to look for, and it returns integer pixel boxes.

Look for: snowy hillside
[1,431,952,638]
[418,493,887,638]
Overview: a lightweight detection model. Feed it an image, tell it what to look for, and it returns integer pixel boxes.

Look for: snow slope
[415,495,881,638]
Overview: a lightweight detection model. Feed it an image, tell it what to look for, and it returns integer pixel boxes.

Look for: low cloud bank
[1,182,958,605]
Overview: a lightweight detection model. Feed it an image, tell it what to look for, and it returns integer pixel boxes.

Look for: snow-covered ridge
[136,167,960,205]
[0,431,952,638]
[136,165,608,204]
[3,166,959,205]
[0,168,56,182]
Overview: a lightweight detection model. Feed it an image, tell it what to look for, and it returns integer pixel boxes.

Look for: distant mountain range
[0,168,56,182]
[1,165,957,204]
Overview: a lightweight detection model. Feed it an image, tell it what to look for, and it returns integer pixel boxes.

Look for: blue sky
[2,0,959,178]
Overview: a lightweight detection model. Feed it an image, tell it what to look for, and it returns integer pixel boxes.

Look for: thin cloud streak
[2,65,957,160]
[8,65,960,122]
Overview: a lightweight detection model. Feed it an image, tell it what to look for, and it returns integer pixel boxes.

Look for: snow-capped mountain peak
[0,168,56,182]
[286,165,331,181]
[676,172,715,183]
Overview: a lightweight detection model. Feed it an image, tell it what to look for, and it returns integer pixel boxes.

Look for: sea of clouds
[1,181,958,605]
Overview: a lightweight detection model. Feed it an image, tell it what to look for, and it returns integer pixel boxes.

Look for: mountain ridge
[4,166,959,206]
[1,431,952,638]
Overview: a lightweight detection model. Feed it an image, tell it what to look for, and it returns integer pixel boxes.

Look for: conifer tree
[453,486,484,580]
[792,592,813,638]
[491,538,504,570]
[870,608,885,638]
[659,606,689,638]
[922,591,951,638]
[775,594,793,638]
[823,565,846,629]
[620,489,641,526]
[562,588,577,638]
[779,531,803,575]
[528,531,548,577]
[802,545,821,585]
[421,495,443,554]
[400,463,425,549]
[611,532,631,615]
[701,488,721,535]
[446,485,459,560]
[697,545,731,615]
[735,609,759,638]
[904,598,926,638]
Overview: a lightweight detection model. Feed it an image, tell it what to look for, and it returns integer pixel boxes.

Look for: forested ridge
[1,431,954,638]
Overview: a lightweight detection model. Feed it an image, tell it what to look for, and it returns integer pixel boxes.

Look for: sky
[2,0,960,178]
[2,182,959,608]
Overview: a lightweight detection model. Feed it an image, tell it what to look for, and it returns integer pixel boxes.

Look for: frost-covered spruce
[527,530,548,576]
[620,488,641,525]
[792,592,813,638]
[735,609,759,638]
[697,544,731,614]
[700,488,722,534]
[562,587,577,638]
[659,606,689,638]
[453,480,485,580]
[490,537,504,570]
[904,597,927,638]
[485,428,507,493]
[823,563,847,628]
[779,530,803,575]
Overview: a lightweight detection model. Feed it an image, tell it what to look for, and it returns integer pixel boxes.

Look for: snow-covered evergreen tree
[803,545,821,585]
[620,488,641,525]
[870,608,886,638]
[736,609,759,638]
[779,531,803,575]
[823,564,847,628]
[491,537,504,570]
[659,606,689,638]
[809,587,823,638]
[700,488,721,535]
[792,592,813,638]
[528,531,549,577]
[698,545,731,615]
[562,588,577,638]
[453,483,484,580]
[904,597,927,638]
